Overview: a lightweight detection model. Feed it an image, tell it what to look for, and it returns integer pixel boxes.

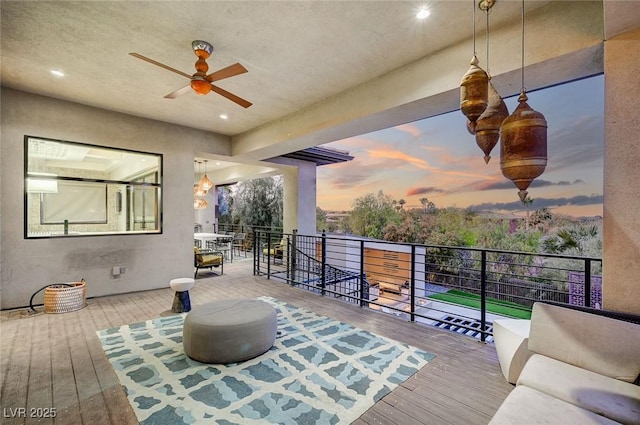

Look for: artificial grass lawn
[427,289,532,319]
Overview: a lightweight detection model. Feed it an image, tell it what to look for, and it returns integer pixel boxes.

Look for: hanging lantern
[460,55,489,124]
[198,159,214,192]
[194,184,207,197]
[466,119,476,135]
[475,80,509,163]
[500,90,547,201]
[194,197,208,210]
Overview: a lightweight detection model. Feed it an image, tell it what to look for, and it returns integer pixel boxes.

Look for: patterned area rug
[96,297,435,425]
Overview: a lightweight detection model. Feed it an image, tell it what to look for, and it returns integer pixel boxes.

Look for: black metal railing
[253,231,603,342]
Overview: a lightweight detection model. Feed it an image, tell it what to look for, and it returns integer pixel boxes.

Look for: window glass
[25,136,162,238]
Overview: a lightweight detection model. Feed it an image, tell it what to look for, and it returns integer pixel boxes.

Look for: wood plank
[0,312,34,425]
[25,313,54,425]
[84,307,138,425]
[49,314,82,425]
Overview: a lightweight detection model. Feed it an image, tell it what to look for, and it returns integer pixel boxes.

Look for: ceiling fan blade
[209,83,253,108]
[129,53,192,79]
[164,85,192,99]
[206,63,248,83]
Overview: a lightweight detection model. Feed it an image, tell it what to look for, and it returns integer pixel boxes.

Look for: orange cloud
[368,149,433,171]
[395,123,421,137]
[406,187,445,196]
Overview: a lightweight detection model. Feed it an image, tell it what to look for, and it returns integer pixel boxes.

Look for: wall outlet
[112,266,121,276]
[119,266,126,274]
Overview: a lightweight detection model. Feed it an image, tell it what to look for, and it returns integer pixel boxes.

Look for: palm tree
[521,195,534,229]
[420,197,435,213]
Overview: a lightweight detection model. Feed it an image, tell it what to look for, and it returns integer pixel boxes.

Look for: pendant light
[193,161,208,196]
[198,159,214,192]
[460,0,489,130]
[193,160,208,209]
[474,0,509,164]
[194,184,207,197]
[500,0,547,201]
[194,197,208,210]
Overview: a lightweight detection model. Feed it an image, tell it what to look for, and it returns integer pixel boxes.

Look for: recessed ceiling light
[416,8,430,19]
[219,114,228,120]
[216,162,221,166]
[50,69,65,77]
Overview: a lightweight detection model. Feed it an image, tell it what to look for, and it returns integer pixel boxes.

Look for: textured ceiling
[2,1,551,136]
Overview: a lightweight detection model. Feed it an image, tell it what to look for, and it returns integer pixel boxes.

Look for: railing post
[585,258,592,308]
[359,240,365,307]
[266,232,272,279]
[290,230,297,285]
[410,245,416,322]
[480,250,487,342]
[253,231,258,275]
[321,230,327,296]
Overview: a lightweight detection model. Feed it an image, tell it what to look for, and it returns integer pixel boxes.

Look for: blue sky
[317,75,604,218]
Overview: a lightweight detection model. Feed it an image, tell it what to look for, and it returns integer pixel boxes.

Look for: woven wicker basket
[44,280,86,314]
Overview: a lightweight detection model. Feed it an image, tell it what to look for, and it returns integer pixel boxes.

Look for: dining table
[194,233,234,262]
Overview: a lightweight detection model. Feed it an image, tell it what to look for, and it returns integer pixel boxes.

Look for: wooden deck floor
[0,259,513,425]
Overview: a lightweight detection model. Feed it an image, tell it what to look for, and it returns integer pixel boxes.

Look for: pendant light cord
[521,0,525,93]
[473,0,477,57]
[485,6,490,78]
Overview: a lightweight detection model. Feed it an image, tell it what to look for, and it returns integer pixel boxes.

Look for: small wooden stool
[169,277,195,313]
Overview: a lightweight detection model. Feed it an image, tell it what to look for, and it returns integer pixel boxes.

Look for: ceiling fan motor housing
[192,40,214,58]
[190,41,214,94]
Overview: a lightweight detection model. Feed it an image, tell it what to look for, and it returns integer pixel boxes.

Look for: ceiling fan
[129,40,252,108]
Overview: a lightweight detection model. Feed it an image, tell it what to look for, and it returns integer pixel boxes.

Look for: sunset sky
[317,75,604,218]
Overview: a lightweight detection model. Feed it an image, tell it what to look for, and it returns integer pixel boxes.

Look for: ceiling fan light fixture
[191,76,212,95]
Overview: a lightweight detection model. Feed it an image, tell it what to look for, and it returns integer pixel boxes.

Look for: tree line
[317,190,602,258]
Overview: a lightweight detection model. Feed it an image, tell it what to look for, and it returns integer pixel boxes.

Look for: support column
[603,28,640,314]
[282,160,317,236]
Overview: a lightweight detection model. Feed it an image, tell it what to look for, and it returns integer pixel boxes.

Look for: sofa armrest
[528,302,640,382]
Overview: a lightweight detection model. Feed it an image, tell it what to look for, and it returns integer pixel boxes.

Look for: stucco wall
[0,88,230,309]
[603,28,640,314]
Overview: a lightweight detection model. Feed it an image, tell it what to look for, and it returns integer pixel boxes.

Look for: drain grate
[433,315,493,342]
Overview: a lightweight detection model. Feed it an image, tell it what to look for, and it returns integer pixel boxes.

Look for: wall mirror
[24,136,162,238]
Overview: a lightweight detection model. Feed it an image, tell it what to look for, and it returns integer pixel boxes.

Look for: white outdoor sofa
[490,302,640,425]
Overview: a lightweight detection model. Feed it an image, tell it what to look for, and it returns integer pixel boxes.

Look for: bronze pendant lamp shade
[476,81,508,163]
[460,1,489,130]
[500,91,547,201]
[473,0,508,164]
[461,56,489,130]
[500,0,547,201]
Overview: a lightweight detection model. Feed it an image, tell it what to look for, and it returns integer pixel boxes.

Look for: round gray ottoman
[183,299,277,364]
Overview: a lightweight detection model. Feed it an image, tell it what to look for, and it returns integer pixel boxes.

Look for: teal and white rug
[96,297,435,425]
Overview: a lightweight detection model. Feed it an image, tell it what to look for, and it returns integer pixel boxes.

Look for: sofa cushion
[517,354,640,425]
[528,303,640,382]
[489,386,621,425]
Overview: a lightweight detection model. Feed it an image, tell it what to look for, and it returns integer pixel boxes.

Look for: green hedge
[427,289,532,319]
